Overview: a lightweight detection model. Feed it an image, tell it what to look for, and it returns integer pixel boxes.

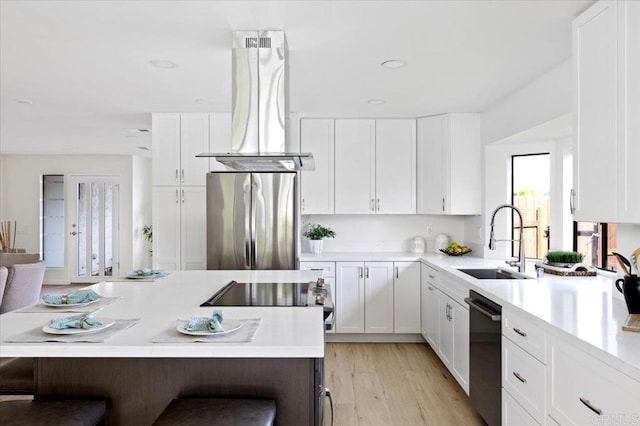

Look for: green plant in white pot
[304,224,336,255]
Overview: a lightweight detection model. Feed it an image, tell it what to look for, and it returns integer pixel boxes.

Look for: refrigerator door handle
[251,180,257,267]
[244,182,252,269]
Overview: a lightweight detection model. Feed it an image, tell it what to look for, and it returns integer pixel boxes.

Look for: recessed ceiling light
[381,60,406,69]
[149,60,178,69]
[367,99,386,105]
[14,98,34,104]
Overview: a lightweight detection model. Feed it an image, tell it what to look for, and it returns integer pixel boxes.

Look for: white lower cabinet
[421,264,439,348]
[503,337,545,424]
[547,335,640,425]
[335,260,420,334]
[394,261,421,333]
[152,186,206,271]
[503,388,540,426]
[435,289,469,394]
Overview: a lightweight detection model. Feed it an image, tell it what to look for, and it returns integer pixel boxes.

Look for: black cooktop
[200,281,311,307]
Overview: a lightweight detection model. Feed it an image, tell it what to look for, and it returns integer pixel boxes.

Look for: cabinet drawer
[423,263,439,287]
[503,388,540,426]
[438,270,468,306]
[548,336,640,425]
[503,307,546,363]
[503,337,545,424]
[299,262,335,277]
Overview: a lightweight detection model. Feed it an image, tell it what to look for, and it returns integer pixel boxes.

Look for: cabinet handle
[395,266,399,279]
[181,168,184,183]
[442,198,445,212]
[512,371,527,384]
[175,169,179,183]
[428,275,435,279]
[359,267,363,278]
[513,327,527,337]
[449,304,453,321]
[370,198,375,212]
[376,198,380,211]
[445,304,451,321]
[175,189,179,203]
[301,198,305,212]
[310,268,324,271]
[427,286,433,290]
[570,188,576,214]
[181,189,185,203]
[365,267,369,278]
[579,398,602,416]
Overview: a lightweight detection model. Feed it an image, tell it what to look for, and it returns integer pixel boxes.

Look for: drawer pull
[512,371,527,383]
[310,268,324,271]
[513,327,527,337]
[427,286,434,290]
[579,398,602,416]
[428,275,435,279]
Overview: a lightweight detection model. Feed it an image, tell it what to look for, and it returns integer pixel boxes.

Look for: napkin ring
[61,295,68,304]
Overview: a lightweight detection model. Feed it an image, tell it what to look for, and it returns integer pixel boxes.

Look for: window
[41,175,64,267]
[511,153,550,259]
[574,222,618,271]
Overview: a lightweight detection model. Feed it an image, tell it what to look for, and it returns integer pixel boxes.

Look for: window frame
[573,221,616,272]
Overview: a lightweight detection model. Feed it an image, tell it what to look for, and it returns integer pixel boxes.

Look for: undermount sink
[457,268,531,280]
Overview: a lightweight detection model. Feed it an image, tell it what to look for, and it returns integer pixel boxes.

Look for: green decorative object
[545,251,584,265]
[303,224,336,241]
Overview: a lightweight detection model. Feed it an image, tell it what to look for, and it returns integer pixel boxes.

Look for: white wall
[301,214,471,253]
[0,154,137,284]
[481,59,572,146]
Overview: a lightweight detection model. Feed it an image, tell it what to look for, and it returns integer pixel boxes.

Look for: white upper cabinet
[300,119,335,215]
[335,119,416,214]
[573,0,640,223]
[375,120,417,214]
[152,113,210,186]
[335,119,376,214]
[618,1,640,223]
[573,1,618,222]
[417,113,481,215]
[209,113,232,172]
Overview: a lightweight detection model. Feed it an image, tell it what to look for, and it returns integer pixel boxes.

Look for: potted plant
[303,224,336,255]
[544,250,584,267]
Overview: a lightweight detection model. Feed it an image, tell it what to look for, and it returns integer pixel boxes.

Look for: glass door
[67,175,119,282]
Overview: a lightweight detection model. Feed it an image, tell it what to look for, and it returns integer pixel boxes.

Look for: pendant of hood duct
[196,30,314,171]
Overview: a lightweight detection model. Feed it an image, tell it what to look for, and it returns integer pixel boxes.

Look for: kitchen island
[0,270,326,425]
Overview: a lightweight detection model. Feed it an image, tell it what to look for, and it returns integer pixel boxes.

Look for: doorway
[67,175,120,283]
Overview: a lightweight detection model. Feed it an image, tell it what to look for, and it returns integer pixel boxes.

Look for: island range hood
[197,30,314,171]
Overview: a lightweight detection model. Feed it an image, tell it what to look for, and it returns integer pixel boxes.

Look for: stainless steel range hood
[197,30,314,171]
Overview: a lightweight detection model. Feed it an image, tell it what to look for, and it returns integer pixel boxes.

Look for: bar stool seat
[0,357,34,394]
[0,399,106,426]
[153,398,276,426]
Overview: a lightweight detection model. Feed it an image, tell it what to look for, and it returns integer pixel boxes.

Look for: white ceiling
[0,0,591,155]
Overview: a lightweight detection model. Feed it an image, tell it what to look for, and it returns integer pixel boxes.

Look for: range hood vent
[198,30,314,171]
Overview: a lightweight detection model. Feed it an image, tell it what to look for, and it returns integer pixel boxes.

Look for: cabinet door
[375,119,416,214]
[619,1,640,223]
[417,115,446,214]
[364,262,394,333]
[437,290,453,369]
[425,278,439,349]
[394,261,421,333]
[180,114,210,186]
[300,119,335,214]
[448,114,481,215]
[336,262,365,333]
[324,277,336,333]
[573,1,618,222]
[209,113,232,172]
[451,300,469,394]
[152,114,181,186]
[181,187,206,270]
[335,119,375,214]
[152,187,181,270]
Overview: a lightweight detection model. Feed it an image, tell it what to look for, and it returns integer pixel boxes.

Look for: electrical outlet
[426,226,433,237]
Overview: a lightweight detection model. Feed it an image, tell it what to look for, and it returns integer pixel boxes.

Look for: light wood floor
[323,343,485,426]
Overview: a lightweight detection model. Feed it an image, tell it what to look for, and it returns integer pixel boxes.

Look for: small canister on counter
[435,233,450,252]
[411,237,426,254]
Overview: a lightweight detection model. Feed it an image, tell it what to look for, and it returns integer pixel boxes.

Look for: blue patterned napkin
[48,312,103,330]
[185,310,224,333]
[43,289,101,305]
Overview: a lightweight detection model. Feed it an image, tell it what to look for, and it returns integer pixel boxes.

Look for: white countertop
[0,270,325,359]
[303,251,640,381]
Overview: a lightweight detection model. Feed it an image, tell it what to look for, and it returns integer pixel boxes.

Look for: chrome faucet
[488,204,526,273]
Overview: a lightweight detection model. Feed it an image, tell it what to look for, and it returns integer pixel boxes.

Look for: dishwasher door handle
[464,297,501,321]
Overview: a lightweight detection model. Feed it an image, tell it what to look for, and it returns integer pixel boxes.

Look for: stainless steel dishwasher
[465,290,502,426]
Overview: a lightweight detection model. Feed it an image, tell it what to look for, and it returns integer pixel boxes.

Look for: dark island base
[36,357,318,425]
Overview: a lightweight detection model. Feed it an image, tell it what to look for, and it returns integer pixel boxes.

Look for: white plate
[43,298,101,308]
[177,319,243,336]
[125,270,166,279]
[42,318,115,335]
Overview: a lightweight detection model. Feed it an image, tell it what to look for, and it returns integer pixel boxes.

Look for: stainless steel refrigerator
[206,171,298,270]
